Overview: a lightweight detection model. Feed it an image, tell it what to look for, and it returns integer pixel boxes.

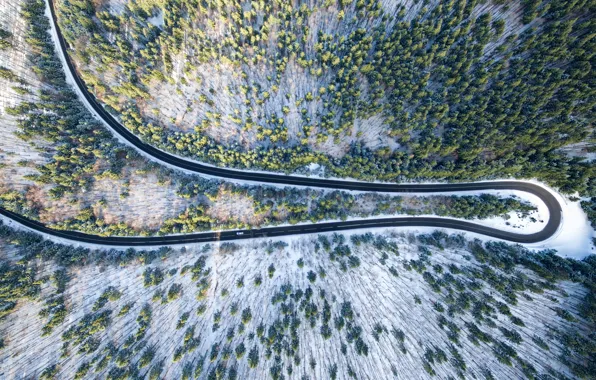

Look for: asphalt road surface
[0,1,561,247]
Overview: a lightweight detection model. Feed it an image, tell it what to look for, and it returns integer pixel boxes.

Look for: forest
[53,0,594,205]
[1,0,543,238]
[0,222,594,379]
[0,0,594,378]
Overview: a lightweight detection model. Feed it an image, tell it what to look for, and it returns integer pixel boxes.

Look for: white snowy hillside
[0,225,594,379]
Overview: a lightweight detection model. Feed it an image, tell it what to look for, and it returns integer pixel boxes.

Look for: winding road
[0,1,563,247]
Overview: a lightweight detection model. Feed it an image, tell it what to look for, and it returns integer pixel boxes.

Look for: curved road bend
[0,1,558,246]
[1,182,561,246]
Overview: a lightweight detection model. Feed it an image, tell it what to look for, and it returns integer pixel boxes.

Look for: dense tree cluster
[6,0,124,202]
[426,194,536,220]
[581,198,596,229]
[0,260,40,319]
[55,0,594,198]
[0,27,12,50]
[39,269,70,335]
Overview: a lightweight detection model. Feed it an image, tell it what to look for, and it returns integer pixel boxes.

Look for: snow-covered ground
[0,232,591,379]
[525,186,594,259]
